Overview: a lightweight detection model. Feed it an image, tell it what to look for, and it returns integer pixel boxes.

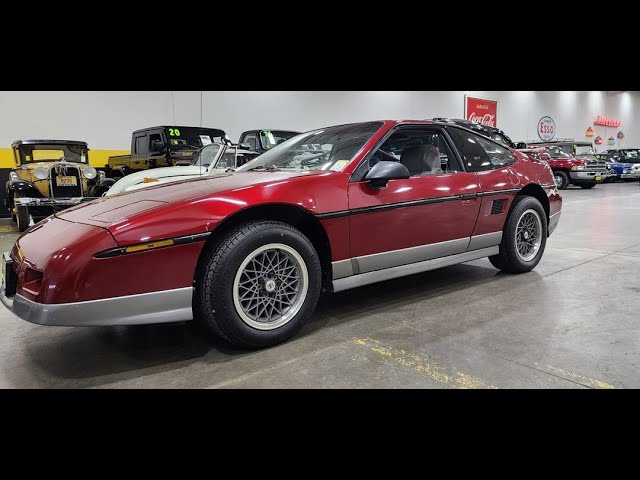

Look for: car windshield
[19,144,88,163]
[547,146,573,159]
[236,122,383,172]
[259,130,300,151]
[191,143,223,169]
[165,127,228,149]
[574,145,595,156]
[622,150,640,162]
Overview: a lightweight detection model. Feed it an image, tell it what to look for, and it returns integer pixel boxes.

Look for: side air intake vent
[491,199,505,215]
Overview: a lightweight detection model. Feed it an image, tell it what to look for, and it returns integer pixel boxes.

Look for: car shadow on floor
[13,262,533,387]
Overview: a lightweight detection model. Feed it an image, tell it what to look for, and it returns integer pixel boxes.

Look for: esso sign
[537,116,556,141]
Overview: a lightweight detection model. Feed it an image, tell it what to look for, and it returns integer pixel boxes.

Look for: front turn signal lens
[124,239,175,254]
[143,177,159,183]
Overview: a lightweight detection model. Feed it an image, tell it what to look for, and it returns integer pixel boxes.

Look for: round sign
[537,116,556,141]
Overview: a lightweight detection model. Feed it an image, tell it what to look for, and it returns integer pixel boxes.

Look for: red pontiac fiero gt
[1,121,562,348]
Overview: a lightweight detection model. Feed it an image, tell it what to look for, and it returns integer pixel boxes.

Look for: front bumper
[14,197,98,207]
[621,170,640,179]
[1,250,193,326]
[569,171,607,182]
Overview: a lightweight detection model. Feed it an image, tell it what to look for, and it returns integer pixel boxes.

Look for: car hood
[106,165,208,196]
[57,170,330,228]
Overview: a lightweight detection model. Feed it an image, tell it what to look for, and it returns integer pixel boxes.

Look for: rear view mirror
[365,161,410,188]
[515,142,527,150]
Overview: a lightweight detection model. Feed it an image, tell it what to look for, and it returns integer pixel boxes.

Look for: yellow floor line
[353,337,498,389]
[534,363,615,389]
[0,225,18,233]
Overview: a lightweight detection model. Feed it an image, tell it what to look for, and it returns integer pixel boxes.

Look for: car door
[346,125,481,274]
[447,127,523,244]
[131,131,148,170]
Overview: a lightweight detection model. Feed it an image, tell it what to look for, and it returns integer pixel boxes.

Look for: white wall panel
[0,91,637,152]
[0,91,174,149]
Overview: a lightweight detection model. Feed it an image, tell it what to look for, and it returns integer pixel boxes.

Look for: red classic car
[1,120,562,348]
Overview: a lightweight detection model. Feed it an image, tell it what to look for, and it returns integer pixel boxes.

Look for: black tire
[489,196,548,274]
[553,170,570,190]
[579,183,596,189]
[623,178,635,183]
[194,221,322,348]
[8,194,16,222]
[16,206,30,232]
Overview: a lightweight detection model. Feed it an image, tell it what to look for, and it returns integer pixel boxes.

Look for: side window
[240,132,258,151]
[365,128,461,178]
[474,135,516,168]
[448,128,515,172]
[217,152,237,169]
[148,132,163,153]
[134,135,149,155]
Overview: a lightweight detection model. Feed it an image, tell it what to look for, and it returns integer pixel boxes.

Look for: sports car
[1,120,562,348]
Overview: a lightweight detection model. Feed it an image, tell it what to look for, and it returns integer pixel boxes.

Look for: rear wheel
[579,183,596,189]
[194,221,322,348]
[553,170,569,190]
[489,196,547,274]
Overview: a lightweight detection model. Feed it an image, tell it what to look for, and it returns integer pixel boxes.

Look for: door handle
[459,194,478,201]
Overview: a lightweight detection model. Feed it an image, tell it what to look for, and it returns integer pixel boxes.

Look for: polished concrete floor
[1,182,639,388]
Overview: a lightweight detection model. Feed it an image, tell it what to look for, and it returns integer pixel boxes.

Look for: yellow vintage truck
[6,139,113,231]
[105,126,230,178]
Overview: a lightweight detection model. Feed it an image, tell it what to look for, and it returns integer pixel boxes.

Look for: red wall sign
[594,115,622,127]
[465,96,497,127]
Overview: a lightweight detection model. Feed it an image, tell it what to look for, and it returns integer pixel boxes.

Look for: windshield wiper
[245,165,279,171]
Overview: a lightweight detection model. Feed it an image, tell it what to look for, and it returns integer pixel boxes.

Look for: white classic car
[106,144,259,196]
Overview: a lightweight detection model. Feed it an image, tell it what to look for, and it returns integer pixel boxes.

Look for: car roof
[430,117,506,133]
[11,139,88,147]
[133,126,227,134]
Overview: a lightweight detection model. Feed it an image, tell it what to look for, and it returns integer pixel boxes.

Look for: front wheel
[579,183,596,189]
[489,196,548,274]
[194,221,322,348]
[16,206,30,232]
[553,170,570,190]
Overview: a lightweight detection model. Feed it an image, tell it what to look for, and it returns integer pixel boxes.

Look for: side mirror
[364,161,410,188]
[150,139,164,154]
[515,142,527,150]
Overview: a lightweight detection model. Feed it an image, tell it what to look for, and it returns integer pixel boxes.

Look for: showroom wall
[0,90,638,169]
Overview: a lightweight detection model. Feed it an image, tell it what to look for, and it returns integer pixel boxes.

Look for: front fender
[9,180,43,198]
[88,178,116,197]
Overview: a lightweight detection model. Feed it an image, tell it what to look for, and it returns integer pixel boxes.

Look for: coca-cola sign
[465,96,497,127]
